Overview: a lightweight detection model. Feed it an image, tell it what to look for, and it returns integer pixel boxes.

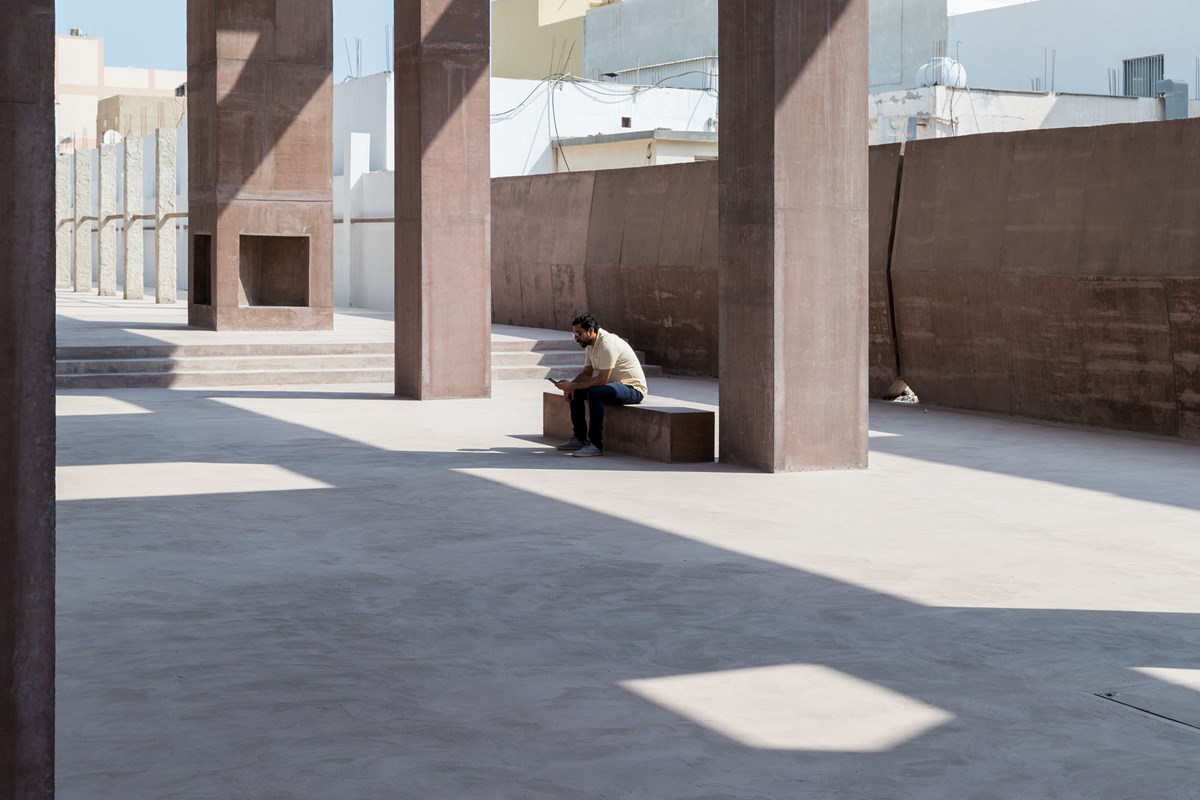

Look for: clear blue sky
[55,0,397,79]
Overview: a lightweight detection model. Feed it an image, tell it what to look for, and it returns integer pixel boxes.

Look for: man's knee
[589,385,617,405]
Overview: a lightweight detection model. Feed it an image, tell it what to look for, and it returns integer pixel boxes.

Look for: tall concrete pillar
[155,127,178,304]
[717,0,869,472]
[124,137,145,300]
[73,148,92,292]
[97,142,118,296]
[394,2,491,399]
[187,0,334,330]
[341,131,369,307]
[0,2,56,797]
[55,153,71,289]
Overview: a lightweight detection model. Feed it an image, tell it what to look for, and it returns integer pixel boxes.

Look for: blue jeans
[570,382,644,451]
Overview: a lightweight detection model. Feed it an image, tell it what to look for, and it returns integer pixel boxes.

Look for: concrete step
[57,354,396,375]
[55,339,662,389]
[490,350,587,368]
[490,339,576,353]
[57,342,395,360]
[57,368,397,390]
[492,364,663,381]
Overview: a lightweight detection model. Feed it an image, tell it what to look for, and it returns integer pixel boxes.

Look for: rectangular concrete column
[187,0,333,331]
[341,131,370,307]
[97,142,118,296]
[0,2,56,797]
[73,148,92,291]
[717,0,869,472]
[124,137,145,300]
[394,2,491,399]
[55,152,71,288]
[155,127,178,303]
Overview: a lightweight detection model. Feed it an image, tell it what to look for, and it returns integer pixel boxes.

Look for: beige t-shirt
[584,329,648,396]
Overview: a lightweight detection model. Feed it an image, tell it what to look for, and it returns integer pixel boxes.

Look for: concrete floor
[55,301,1200,799]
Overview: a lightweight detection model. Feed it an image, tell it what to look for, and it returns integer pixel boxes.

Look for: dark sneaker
[556,436,586,451]
[572,443,603,458]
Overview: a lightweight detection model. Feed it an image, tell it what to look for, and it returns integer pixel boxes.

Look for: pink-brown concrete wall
[892,120,1200,440]
[492,162,719,375]
[493,123,1200,441]
[868,144,903,397]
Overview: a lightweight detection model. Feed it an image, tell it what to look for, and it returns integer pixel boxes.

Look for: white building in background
[582,0,719,89]
[869,85,1198,145]
[332,73,719,178]
[949,0,1200,96]
[329,71,718,309]
[869,0,954,93]
[56,31,187,149]
[490,77,718,175]
[582,0,954,95]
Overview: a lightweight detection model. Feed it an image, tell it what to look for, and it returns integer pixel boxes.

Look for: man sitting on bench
[551,313,648,458]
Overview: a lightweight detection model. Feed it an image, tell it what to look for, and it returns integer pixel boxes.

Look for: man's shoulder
[600,329,631,348]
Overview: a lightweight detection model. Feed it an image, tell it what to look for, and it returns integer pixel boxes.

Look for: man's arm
[553,365,595,400]
[565,368,612,390]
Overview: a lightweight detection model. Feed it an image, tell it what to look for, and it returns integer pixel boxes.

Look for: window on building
[1124,54,1164,98]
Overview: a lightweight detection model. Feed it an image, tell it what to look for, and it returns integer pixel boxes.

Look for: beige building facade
[96,94,187,142]
[553,129,717,172]
[56,32,187,148]
[492,0,621,79]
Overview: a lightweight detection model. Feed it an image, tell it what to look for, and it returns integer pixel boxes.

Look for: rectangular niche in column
[192,234,212,306]
[238,235,310,307]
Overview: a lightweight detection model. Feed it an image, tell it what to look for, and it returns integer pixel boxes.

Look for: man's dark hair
[572,313,598,331]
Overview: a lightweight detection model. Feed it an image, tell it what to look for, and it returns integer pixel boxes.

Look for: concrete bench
[542,391,715,463]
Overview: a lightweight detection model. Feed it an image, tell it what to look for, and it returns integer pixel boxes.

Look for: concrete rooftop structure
[50,294,1200,799]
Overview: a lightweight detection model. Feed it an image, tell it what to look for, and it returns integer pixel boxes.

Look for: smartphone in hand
[546,377,560,384]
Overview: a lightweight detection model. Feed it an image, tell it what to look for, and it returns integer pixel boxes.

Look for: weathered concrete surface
[868,143,903,397]
[394,0,492,399]
[55,153,71,289]
[1172,278,1200,439]
[0,2,56,797]
[542,390,716,462]
[54,375,1200,799]
[72,149,91,292]
[892,120,1200,440]
[155,127,178,304]
[187,0,334,331]
[123,137,144,300]
[97,143,118,296]
[718,0,869,471]
[492,171,595,334]
[492,162,719,376]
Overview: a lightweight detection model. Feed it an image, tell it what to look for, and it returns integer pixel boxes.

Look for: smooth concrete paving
[56,290,572,350]
[54,299,1200,799]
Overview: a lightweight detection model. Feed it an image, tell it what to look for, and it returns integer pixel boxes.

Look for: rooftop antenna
[356,37,363,79]
[344,38,354,79]
[560,40,576,76]
[385,25,392,73]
